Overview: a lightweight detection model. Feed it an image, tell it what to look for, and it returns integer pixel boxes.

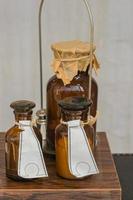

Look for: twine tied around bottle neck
[51,40,100,85]
[54,54,99,71]
[60,111,99,127]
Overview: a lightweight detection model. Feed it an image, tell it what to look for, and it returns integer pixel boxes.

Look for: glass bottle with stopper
[55,96,99,179]
[5,100,48,181]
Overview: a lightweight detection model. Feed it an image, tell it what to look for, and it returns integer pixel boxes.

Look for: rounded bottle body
[46,70,98,153]
[5,124,42,181]
[55,105,94,179]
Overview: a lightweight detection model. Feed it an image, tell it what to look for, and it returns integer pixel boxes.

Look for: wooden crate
[0,132,121,200]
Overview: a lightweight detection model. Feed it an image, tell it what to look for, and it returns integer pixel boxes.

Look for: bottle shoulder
[47,72,98,97]
[47,75,58,86]
[5,125,21,142]
[6,125,20,135]
[47,73,97,86]
[55,124,68,136]
[47,75,64,91]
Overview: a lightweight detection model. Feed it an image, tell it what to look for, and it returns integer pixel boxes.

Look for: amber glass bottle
[46,40,99,154]
[55,97,94,179]
[5,100,42,181]
[46,67,98,154]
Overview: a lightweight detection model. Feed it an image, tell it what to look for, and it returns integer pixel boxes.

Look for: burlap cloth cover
[51,40,100,85]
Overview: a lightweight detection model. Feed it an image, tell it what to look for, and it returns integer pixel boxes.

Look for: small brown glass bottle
[55,97,95,179]
[5,100,43,181]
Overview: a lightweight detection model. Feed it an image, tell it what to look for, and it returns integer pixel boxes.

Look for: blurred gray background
[0,0,133,153]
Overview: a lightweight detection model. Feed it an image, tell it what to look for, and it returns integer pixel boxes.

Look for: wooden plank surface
[0,132,121,200]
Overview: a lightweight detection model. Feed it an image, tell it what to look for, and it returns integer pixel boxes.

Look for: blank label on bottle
[68,120,99,178]
[18,121,48,179]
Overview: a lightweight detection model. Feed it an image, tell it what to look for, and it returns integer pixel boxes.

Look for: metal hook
[38,0,94,109]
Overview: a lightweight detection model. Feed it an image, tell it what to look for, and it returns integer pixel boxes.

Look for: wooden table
[0,132,121,200]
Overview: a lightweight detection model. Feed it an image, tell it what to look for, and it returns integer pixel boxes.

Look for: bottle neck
[61,108,89,122]
[14,111,32,122]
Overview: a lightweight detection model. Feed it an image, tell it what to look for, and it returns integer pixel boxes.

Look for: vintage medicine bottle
[5,100,48,181]
[55,97,99,179]
[46,40,99,154]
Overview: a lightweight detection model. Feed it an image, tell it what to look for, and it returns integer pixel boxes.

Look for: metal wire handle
[38,0,94,109]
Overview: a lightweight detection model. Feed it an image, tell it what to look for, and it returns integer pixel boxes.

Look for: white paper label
[68,120,99,178]
[18,121,48,179]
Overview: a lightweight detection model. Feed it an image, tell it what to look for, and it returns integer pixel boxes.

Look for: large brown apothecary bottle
[46,40,99,154]
[5,100,42,181]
